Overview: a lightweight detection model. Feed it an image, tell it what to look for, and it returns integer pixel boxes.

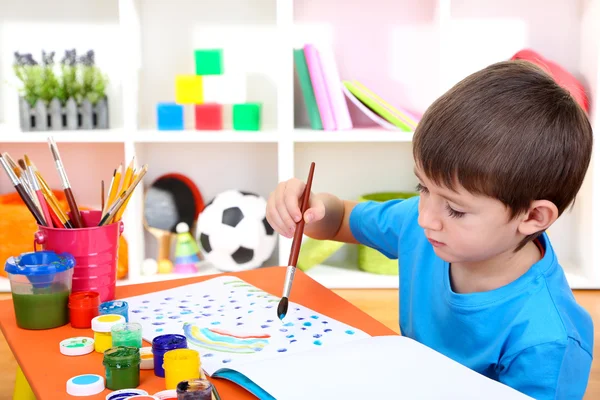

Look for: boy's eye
[416,183,428,193]
[445,203,465,218]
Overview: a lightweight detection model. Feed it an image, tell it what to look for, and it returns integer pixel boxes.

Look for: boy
[266,60,594,399]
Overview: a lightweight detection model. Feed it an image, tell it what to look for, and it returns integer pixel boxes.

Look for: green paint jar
[111,322,142,348]
[103,346,141,390]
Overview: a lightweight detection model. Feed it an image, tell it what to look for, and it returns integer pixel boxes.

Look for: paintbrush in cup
[24,154,53,227]
[277,161,315,320]
[48,137,85,228]
[0,155,46,226]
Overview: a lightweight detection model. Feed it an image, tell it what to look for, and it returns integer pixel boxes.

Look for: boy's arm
[498,339,592,399]
[303,193,359,244]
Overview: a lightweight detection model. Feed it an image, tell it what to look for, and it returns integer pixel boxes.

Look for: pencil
[99,164,147,226]
[48,137,85,228]
[112,168,138,222]
[0,155,46,226]
[104,165,121,214]
[277,161,315,320]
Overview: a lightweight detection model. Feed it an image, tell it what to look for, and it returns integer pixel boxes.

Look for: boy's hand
[266,178,326,238]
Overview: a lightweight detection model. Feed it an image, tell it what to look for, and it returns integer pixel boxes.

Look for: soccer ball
[195,189,277,272]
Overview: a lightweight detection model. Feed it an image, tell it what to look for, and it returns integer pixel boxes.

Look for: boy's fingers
[305,198,325,223]
[266,193,290,237]
[275,183,297,234]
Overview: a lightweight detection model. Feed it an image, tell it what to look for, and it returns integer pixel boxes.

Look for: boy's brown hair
[413,60,593,249]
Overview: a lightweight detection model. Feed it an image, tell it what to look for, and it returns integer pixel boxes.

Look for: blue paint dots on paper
[235,306,241,309]
[131,310,141,314]
[156,316,164,320]
[202,313,212,317]
[314,340,322,346]
[322,321,328,324]
[324,329,332,333]
[211,321,221,325]
[181,300,190,303]
[204,353,214,357]
[284,322,294,327]
[169,316,180,319]
[277,348,287,353]
[254,347,263,352]
[261,325,269,329]
[303,322,312,327]
[141,316,149,320]
[248,310,254,314]
[203,305,211,309]
[267,319,273,323]
[247,294,253,297]
[209,299,215,302]
[301,327,307,330]
[311,315,319,319]
[165,297,173,300]
[203,295,210,298]
[237,322,243,326]
[286,334,294,338]
[222,359,232,364]
[266,305,273,309]
[142,300,150,303]
[345,330,355,335]
[313,334,322,338]
[154,309,162,312]
[160,302,167,305]
[230,300,237,303]
[178,306,188,309]
[156,328,164,332]
[280,328,288,332]
[290,339,297,343]
[152,322,165,326]
[250,302,255,306]
[298,317,304,320]
[195,316,202,319]
[236,316,242,320]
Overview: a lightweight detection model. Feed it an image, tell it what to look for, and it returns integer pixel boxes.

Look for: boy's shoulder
[502,235,594,361]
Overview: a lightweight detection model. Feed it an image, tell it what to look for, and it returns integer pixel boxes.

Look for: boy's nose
[418,200,443,231]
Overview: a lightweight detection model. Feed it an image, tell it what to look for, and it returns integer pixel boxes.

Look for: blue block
[157,102,184,130]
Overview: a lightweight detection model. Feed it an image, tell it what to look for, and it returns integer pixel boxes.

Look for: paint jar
[92,314,126,353]
[176,379,213,400]
[100,300,129,322]
[105,388,148,400]
[152,334,187,377]
[111,322,143,348]
[103,346,141,390]
[69,291,100,328]
[4,250,75,330]
[154,390,177,400]
[163,349,200,389]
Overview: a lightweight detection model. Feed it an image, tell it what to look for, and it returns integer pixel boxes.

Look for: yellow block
[176,75,203,104]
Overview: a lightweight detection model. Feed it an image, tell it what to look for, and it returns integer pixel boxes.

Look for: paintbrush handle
[16,184,46,226]
[287,162,316,267]
[65,188,85,228]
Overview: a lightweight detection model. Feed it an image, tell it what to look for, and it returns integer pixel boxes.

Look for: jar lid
[106,388,148,400]
[152,334,187,351]
[153,390,177,400]
[60,337,95,356]
[5,250,75,277]
[92,314,126,332]
[66,374,105,396]
[99,300,128,314]
[69,291,100,308]
[128,396,159,400]
[140,347,154,370]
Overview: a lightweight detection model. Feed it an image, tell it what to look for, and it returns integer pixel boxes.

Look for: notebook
[122,276,532,400]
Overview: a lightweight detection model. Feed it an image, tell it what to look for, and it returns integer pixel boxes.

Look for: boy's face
[414,166,523,264]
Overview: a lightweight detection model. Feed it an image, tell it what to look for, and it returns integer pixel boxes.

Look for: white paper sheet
[121,276,369,375]
[231,335,533,400]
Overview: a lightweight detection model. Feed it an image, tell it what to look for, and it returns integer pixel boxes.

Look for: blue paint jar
[152,334,187,377]
[99,300,129,322]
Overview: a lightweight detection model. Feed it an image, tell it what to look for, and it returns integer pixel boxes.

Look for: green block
[194,49,223,75]
[233,103,262,131]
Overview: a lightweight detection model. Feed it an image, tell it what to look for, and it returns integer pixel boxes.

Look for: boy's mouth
[427,237,445,247]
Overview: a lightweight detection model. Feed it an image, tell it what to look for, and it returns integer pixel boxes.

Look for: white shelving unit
[1,0,599,291]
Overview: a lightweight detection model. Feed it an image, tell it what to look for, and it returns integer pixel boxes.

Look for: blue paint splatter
[179,306,188,309]
[280,328,288,332]
[235,306,241,309]
[203,305,211,309]
[345,330,355,335]
[152,322,165,326]
[165,297,173,300]
[277,348,287,353]
[131,310,141,313]
[313,334,322,338]
[286,334,294,338]
[204,353,214,357]
[303,322,312,327]
[222,359,232,364]
[209,299,215,302]
[295,308,300,311]
[236,322,243,326]
[141,316,149,320]
[230,300,237,303]
[181,310,193,315]
[267,320,273,323]
[314,340,322,346]
[160,302,167,305]
[261,325,269,329]
[247,294,253,297]
[301,327,307,330]
[290,339,297,343]
[311,315,319,319]
[248,310,254,314]
[298,317,305,320]
[167,311,173,314]
[284,322,294,327]
[169,316,180,319]
[142,300,150,303]
[266,305,273,309]
[202,313,212,317]
[211,321,221,325]
[322,321,328,324]
[154,309,162,312]
[250,302,255,306]
[195,316,202,319]
[203,295,210,298]
[181,300,190,303]
[156,316,164,320]
[236,316,242,320]
[324,329,332,333]
[156,328,164,332]
[254,347,263,352]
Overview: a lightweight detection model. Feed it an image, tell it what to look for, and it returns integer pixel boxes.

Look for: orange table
[0,267,397,399]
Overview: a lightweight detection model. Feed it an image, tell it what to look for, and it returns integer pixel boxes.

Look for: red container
[68,291,100,329]
[34,210,124,302]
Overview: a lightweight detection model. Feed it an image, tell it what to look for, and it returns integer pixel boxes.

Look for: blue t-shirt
[349,196,594,399]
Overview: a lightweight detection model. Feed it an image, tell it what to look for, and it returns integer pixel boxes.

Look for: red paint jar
[69,291,100,328]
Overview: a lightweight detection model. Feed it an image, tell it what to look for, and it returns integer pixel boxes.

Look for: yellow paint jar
[91,314,126,353]
[163,349,200,389]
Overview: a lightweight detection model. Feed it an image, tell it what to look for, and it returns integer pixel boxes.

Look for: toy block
[157,102,184,130]
[233,103,262,131]
[195,103,223,130]
[194,49,224,75]
[175,75,203,104]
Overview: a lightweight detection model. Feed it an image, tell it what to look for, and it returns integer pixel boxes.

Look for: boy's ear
[518,200,559,235]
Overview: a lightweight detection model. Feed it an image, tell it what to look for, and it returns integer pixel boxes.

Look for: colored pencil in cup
[103,165,121,215]
[277,161,315,320]
[48,137,85,228]
[0,155,46,226]
[99,164,148,226]
[25,154,53,227]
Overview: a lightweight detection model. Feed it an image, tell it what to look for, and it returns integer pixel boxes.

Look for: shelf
[132,129,280,143]
[292,128,414,142]
[305,264,400,289]
[116,262,223,287]
[0,128,128,143]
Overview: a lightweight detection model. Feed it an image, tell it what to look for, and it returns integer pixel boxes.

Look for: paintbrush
[35,170,72,228]
[25,154,53,227]
[99,164,148,226]
[0,155,46,226]
[48,137,85,228]
[101,180,105,211]
[277,161,315,320]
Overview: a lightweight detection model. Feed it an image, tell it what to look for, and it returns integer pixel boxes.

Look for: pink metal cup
[34,210,124,302]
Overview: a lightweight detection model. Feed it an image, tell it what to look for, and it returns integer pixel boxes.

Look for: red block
[195,103,223,130]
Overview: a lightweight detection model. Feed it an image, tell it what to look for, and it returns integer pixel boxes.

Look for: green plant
[78,50,109,105]
[58,49,80,104]
[13,52,42,107]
